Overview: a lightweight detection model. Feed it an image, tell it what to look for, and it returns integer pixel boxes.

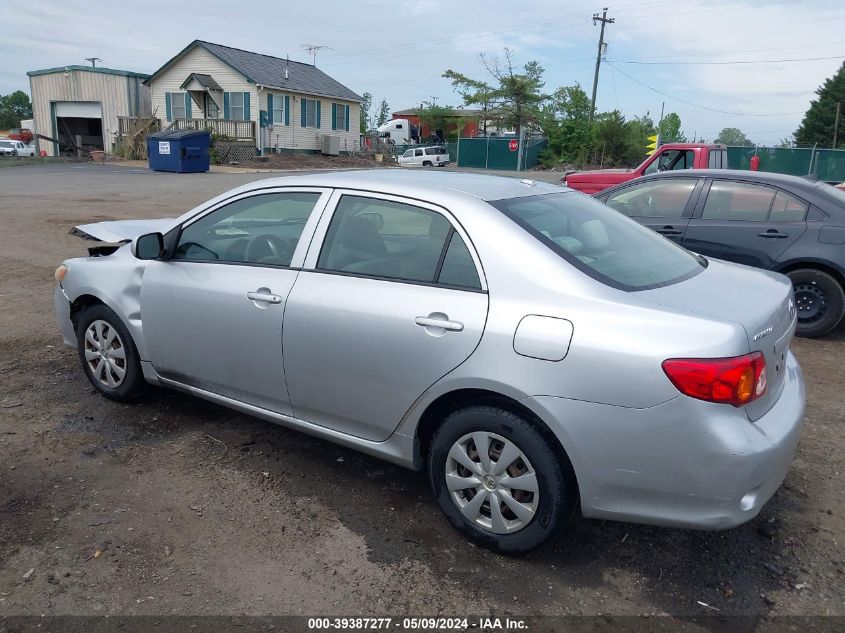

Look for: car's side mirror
[135,232,165,260]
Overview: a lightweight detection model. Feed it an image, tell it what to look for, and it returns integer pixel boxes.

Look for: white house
[144,40,361,155]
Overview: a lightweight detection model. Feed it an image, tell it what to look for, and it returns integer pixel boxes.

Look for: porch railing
[117,116,160,135]
[172,118,255,142]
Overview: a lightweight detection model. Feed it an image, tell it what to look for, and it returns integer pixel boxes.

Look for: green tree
[359,92,372,133]
[539,83,591,164]
[416,101,457,137]
[444,48,548,135]
[795,61,845,148]
[375,99,390,127]
[715,127,750,146]
[0,91,33,129]
[659,112,687,143]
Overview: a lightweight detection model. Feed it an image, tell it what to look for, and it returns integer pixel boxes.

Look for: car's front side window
[490,192,704,291]
[317,195,479,288]
[605,178,698,218]
[172,192,322,266]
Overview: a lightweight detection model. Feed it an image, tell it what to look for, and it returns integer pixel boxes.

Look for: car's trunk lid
[71,218,174,243]
[635,258,796,420]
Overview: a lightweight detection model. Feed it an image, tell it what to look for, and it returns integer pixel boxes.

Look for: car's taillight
[662,352,767,407]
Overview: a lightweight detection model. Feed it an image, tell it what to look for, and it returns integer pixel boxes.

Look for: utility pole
[589,7,614,122]
[834,101,842,149]
[85,57,102,68]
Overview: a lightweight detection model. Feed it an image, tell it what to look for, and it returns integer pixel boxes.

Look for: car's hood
[568,168,633,176]
[71,218,175,242]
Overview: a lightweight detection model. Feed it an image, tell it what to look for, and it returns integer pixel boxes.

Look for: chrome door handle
[415,316,464,331]
[757,230,789,238]
[247,291,282,304]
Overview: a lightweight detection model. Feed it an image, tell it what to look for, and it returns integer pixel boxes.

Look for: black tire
[787,268,845,338]
[422,161,433,167]
[75,304,146,401]
[428,405,576,555]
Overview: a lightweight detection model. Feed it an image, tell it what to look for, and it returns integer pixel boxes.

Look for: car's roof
[247,169,564,202]
[644,168,821,190]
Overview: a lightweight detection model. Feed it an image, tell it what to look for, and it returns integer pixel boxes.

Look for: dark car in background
[598,170,845,337]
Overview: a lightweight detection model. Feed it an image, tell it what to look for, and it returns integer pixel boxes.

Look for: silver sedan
[54,170,805,553]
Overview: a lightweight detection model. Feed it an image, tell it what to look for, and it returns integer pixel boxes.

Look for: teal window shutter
[301,98,307,127]
[243,92,251,120]
[331,103,337,130]
[184,93,192,119]
[345,104,350,131]
[223,92,230,119]
[284,96,290,125]
[165,92,172,122]
[316,101,321,128]
[267,94,273,124]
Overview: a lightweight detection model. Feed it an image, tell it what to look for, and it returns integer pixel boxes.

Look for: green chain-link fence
[390,137,547,171]
[726,146,845,183]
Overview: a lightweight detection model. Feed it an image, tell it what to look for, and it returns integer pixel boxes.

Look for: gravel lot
[0,163,843,622]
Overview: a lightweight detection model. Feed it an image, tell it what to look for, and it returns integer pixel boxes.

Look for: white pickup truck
[0,139,36,157]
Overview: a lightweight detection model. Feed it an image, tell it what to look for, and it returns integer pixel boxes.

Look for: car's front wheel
[428,406,575,554]
[76,304,146,401]
[787,268,845,338]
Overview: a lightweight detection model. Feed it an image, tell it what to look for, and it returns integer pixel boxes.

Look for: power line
[613,54,845,66]
[605,61,806,117]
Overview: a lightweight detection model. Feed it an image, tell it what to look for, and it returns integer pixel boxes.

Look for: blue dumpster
[147,129,210,173]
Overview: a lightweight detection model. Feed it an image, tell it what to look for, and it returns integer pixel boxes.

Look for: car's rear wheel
[787,268,845,338]
[428,405,575,554]
[76,304,146,401]
[422,161,433,167]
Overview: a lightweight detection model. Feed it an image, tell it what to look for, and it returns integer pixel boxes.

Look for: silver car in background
[54,171,805,554]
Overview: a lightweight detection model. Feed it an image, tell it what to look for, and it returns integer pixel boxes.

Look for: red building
[391,108,481,140]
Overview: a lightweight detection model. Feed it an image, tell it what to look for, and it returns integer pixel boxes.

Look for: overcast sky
[2,0,843,144]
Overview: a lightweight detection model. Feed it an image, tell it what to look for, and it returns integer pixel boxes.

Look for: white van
[398,146,450,167]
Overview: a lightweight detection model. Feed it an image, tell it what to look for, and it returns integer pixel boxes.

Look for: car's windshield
[490,192,705,291]
[0,141,14,148]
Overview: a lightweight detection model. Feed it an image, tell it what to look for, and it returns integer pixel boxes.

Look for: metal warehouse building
[27,65,151,157]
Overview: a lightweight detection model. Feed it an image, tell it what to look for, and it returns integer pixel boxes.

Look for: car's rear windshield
[816,181,845,207]
[489,192,705,291]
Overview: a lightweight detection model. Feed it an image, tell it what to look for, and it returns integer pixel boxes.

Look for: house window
[302,98,318,128]
[171,92,187,119]
[334,103,347,131]
[229,92,245,121]
[205,94,219,119]
[273,96,284,125]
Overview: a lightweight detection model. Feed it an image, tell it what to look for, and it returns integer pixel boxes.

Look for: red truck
[562,143,728,194]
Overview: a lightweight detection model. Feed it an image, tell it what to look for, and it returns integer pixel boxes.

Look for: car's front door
[602,177,702,243]
[681,179,809,268]
[141,189,330,414]
[282,191,489,441]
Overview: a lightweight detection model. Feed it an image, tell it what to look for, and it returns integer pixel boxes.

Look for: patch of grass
[0,156,87,168]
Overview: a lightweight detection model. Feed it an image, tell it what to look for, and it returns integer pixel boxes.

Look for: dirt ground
[0,163,843,624]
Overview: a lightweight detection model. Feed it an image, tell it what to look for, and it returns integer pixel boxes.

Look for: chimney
[285,55,289,80]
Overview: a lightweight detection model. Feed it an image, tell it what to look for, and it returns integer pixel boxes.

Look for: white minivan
[398,146,450,167]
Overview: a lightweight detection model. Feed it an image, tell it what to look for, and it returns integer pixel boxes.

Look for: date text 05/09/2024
[307,617,528,631]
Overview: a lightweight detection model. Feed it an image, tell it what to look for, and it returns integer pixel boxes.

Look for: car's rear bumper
[527,350,805,529]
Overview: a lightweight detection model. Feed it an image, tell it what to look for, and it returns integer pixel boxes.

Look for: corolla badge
[753,326,774,341]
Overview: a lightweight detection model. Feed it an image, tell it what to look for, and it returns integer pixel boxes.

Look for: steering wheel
[245,234,294,264]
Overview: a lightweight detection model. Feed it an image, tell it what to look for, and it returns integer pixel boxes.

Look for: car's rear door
[601,176,703,244]
[282,190,489,442]
[681,178,809,268]
[141,188,331,415]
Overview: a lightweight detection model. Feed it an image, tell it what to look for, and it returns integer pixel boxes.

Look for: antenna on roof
[300,44,333,67]
[85,57,102,68]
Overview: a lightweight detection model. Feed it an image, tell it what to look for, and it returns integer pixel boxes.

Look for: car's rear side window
[702,181,775,221]
[770,190,808,222]
[490,193,704,291]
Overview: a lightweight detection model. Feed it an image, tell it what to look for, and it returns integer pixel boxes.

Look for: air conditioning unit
[321,134,340,156]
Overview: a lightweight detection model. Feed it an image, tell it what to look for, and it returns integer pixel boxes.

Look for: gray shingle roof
[197,41,361,102]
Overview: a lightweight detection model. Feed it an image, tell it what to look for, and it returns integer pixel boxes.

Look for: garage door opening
[54,102,104,156]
